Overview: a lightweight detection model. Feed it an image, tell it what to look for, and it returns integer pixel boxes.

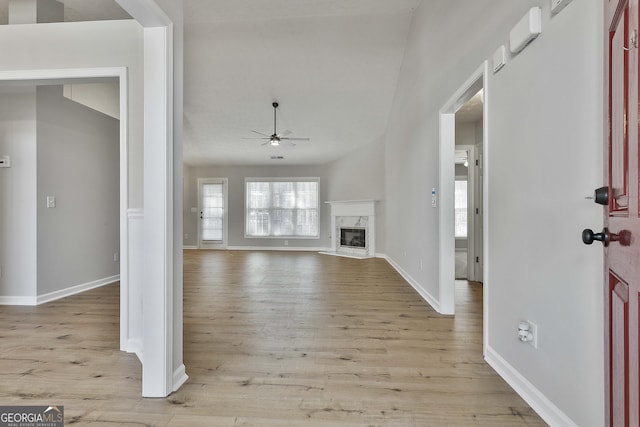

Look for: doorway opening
[454,90,484,283]
[438,62,488,352]
[0,68,129,350]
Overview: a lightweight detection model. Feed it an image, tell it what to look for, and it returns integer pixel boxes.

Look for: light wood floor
[0,251,546,426]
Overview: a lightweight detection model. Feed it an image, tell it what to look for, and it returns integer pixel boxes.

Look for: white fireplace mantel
[325,199,377,217]
[325,200,378,258]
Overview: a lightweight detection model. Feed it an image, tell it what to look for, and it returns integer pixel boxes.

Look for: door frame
[197,177,228,249]
[438,61,489,352]
[0,67,130,347]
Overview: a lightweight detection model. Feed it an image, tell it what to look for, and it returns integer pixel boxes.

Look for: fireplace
[324,200,377,258]
[340,228,366,248]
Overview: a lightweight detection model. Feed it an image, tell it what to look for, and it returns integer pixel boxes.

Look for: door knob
[586,186,609,205]
[582,228,610,246]
[582,228,631,247]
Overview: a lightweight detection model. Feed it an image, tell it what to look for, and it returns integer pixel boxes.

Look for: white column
[142,25,173,397]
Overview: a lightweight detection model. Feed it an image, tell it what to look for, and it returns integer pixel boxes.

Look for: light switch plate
[551,0,573,15]
[492,45,506,73]
[46,196,56,208]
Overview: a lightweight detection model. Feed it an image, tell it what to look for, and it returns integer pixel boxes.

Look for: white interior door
[198,178,228,249]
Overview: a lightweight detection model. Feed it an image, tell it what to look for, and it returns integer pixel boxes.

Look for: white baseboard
[227,246,330,252]
[1,276,119,306]
[383,255,441,313]
[0,295,37,306]
[37,275,120,305]
[183,245,198,250]
[485,346,578,427]
[172,364,189,392]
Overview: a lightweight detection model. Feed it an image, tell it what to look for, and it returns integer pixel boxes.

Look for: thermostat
[0,156,10,168]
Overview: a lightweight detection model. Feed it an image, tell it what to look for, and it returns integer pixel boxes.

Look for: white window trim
[244,177,321,239]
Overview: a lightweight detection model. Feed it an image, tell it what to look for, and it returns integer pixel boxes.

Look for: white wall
[185,164,330,249]
[0,20,144,207]
[385,0,603,425]
[325,136,386,254]
[36,85,119,296]
[0,88,37,301]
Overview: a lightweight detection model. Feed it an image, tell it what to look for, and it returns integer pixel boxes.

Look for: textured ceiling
[183,0,422,166]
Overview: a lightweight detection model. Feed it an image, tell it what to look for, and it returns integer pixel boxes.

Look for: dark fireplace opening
[340,228,366,248]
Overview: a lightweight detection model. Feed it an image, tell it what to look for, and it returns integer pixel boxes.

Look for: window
[455,180,468,238]
[245,178,319,238]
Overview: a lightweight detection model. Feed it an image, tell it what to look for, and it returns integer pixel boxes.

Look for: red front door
[604,0,639,425]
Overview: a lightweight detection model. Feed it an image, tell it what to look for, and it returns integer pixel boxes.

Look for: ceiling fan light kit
[242,102,310,147]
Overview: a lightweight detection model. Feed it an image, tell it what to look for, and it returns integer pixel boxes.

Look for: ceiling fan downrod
[272,102,279,136]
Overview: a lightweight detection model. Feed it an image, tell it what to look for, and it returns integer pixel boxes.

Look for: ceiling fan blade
[281,137,310,141]
[280,130,292,137]
[242,137,270,140]
[261,141,271,146]
[251,130,271,137]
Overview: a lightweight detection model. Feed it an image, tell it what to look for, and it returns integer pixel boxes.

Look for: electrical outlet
[46,196,56,208]
[113,252,119,262]
[184,233,189,240]
[420,260,423,271]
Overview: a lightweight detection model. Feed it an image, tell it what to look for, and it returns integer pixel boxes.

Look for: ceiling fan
[243,102,310,146]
